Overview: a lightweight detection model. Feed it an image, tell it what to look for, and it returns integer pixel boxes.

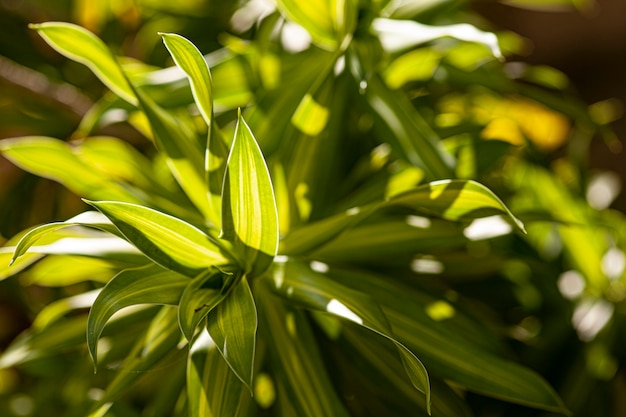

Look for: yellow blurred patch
[439,93,570,151]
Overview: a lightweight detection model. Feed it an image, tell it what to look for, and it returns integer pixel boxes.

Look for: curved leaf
[364,74,455,179]
[255,283,351,417]
[389,179,525,232]
[281,179,523,256]
[87,264,188,368]
[85,200,229,276]
[160,33,213,127]
[388,309,568,413]
[160,32,226,228]
[270,260,431,413]
[29,22,136,105]
[93,307,184,407]
[187,329,255,417]
[332,266,569,414]
[221,112,278,276]
[9,211,120,265]
[0,137,142,203]
[130,85,212,219]
[178,268,238,341]
[207,277,257,391]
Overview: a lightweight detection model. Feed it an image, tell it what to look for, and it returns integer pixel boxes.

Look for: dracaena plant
[4,1,613,416]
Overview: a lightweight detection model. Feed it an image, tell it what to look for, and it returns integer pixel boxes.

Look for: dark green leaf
[281,179,523,256]
[207,277,257,390]
[130,85,212,219]
[269,260,431,413]
[93,307,184,407]
[87,264,188,368]
[187,329,255,417]
[363,74,455,179]
[255,282,351,417]
[178,268,238,341]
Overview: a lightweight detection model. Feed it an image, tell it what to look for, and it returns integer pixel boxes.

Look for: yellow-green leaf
[0,137,142,203]
[86,200,230,276]
[390,179,525,232]
[30,22,136,105]
[160,33,213,127]
[276,0,358,51]
[221,112,278,276]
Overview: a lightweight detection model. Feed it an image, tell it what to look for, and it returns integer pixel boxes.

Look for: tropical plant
[1,1,625,417]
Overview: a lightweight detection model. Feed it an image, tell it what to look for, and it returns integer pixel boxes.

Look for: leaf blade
[86,264,188,368]
[178,268,237,341]
[160,33,213,127]
[221,112,278,276]
[270,260,431,412]
[207,277,257,391]
[187,329,255,417]
[30,22,136,105]
[86,200,229,276]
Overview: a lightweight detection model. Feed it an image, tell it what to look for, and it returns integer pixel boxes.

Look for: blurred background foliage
[1,0,626,416]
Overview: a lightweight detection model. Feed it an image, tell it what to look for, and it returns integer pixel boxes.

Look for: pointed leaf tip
[221,113,279,276]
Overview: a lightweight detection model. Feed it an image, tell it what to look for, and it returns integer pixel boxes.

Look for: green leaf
[0,137,142,203]
[206,125,230,229]
[255,283,351,417]
[87,264,188,368]
[130,85,213,219]
[76,136,157,191]
[279,204,378,256]
[0,305,157,369]
[281,179,523,256]
[21,256,118,287]
[29,22,137,105]
[178,268,238,341]
[8,211,121,265]
[160,32,225,229]
[221,112,279,276]
[276,0,358,50]
[160,33,213,127]
[311,217,466,264]
[207,277,257,391]
[332,266,569,414]
[270,260,431,413]
[187,329,255,417]
[245,48,330,155]
[0,316,88,369]
[32,289,99,329]
[340,327,474,417]
[363,74,455,179]
[389,308,568,413]
[93,307,184,407]
[389,179,525,232]
[85,200,229,276]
